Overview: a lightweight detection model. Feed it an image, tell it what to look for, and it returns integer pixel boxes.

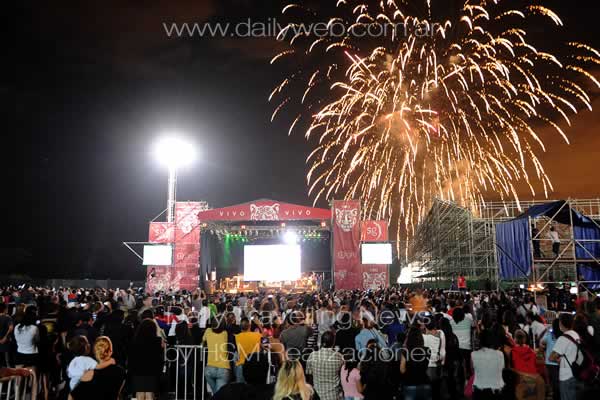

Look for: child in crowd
[66,335,114,390]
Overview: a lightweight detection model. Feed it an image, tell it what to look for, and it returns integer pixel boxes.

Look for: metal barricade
[165,345,206,400]
[0,372,35,400]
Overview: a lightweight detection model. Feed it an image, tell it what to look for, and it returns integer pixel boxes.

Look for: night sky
[7,0,600,280]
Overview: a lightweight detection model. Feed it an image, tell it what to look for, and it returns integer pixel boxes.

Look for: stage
[143,199,392,293]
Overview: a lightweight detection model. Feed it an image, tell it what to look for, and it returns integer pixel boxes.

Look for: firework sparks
[270,0,599,245]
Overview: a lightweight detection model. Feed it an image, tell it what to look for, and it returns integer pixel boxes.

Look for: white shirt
[14,324,39,354]
[552,330,584,381]
[198,306,210,329]
[67,356,97,389]
[531,320,547,342]
[450,315,473,350]
[233,306,242,325]
[548,231,560,243]
[518,303,538,318]
[423,331,446,367]
[472,348,505,390]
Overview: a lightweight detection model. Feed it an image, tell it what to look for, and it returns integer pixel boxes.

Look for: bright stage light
[283,231,298,244]
[154,137,196,169]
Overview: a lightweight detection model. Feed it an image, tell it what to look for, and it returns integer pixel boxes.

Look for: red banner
[147,202,205,293]
[362,265,389,290]
[332,200,362,290]
[197,199,331,221]
[361,220,389,242]
[148,222,174,243]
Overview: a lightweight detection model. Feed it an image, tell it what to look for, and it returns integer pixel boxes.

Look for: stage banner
[361,220,389,242]
[332,200,362,290]
[197,199,331,221]
[362,265,389,290]
[175,202,207,244]
[147,202,206,293]
[148,222,174,243]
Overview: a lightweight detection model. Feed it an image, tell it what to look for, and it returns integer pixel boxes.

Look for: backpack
[562,334,600,385]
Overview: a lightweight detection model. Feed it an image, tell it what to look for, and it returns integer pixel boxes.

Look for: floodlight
[154,137,195,169]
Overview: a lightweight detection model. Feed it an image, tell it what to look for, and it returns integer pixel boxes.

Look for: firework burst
[270,0,600,244]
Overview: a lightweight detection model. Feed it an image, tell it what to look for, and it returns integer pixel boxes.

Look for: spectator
[14,306,39,368]
[354,317,387,355]
[0,303,13,367]
[213,351,276,400]
[423,318,445,400]
[280,311,313,359]
[358,345,392,400]
[340,358,362,400]
[471,330,504,400]
[540,318,561,400]
[70,336,125,400]
[549,313,582,400]
[129,319,164,400]
[66,335,113,391]
[234,317,262,382]
[273,360,313,400]
[400,326,431,400]
[306,331,344,400]
[450,307,473,387]
[513,329,545,399]
[202,317,232,393]
[333,312,359,361]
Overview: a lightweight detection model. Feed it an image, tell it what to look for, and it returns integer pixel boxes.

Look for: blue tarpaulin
[495,200,600,280]
[496,218,532,279]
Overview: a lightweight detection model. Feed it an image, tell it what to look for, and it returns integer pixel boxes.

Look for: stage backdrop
[360,220,389,289]
[332,200,362,289]
[147,202,207,293]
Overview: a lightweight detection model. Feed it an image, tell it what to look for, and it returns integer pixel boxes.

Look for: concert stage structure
[133,199,391,293]
[408,198,600,291]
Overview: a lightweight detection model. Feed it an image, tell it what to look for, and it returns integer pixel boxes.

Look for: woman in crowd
[512,330,545,400]
[340,358,362,400]
[423,318,445,400]
[400,326,431,400]
[71,336,125,400]
[14,306,40,400]
[438,316,460,399]
[273,360,313,400]
[129,319,164,400]
[202,317,232,394]
[471,330,505,400]
[450,307,473,389]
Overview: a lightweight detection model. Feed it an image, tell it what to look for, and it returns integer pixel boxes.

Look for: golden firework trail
[270,0,599,248]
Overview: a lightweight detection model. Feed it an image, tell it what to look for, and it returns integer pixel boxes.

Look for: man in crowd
[280,310,312,359]
[549,313,583,400]
[306,331,344,400]
[234,317,262,382]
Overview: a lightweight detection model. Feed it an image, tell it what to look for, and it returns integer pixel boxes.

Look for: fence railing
[0,372,35,400]
[165,345,207,400]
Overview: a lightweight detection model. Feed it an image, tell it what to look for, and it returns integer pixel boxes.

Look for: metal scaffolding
[408,198,600,288]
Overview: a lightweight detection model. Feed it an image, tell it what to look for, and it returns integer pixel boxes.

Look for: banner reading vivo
[147,202,207,293]
[332,200,362,290]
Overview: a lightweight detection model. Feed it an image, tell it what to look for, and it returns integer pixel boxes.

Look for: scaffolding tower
[408,198,600,288]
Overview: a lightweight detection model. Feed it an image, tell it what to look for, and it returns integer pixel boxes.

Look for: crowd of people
[0,284,598,400]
